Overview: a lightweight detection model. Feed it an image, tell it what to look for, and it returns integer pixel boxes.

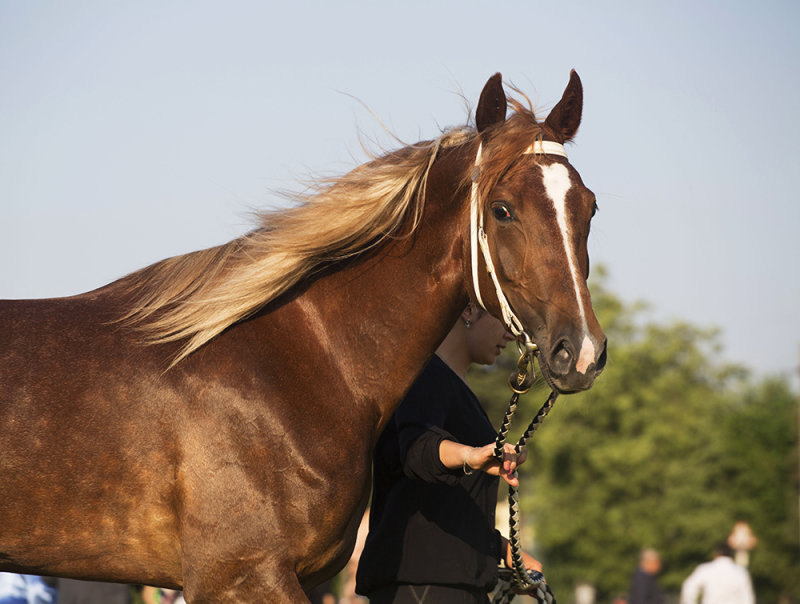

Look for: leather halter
[469,139,568,346]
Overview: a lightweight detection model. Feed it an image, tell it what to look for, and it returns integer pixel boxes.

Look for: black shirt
[629,568,665,604]
[356,355,502,595]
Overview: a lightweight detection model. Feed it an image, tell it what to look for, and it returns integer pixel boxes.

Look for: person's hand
[465,442,527,486]
[501,536,542,573]
[500,537,546,596]
[515,580,554,600]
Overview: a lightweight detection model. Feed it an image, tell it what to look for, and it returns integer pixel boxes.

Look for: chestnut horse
[0,72,606,602]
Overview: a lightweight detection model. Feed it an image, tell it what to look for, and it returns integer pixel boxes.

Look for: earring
[465,319,471,329]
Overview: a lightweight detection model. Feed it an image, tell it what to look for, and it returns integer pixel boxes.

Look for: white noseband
[469,140,568,341]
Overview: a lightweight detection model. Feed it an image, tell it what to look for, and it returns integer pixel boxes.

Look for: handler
[356,304,543,604]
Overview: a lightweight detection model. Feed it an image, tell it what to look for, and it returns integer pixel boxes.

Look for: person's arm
[743,573,755,604]
[439,440,527,486]
[679,568,701,604]
[499,535,548,596]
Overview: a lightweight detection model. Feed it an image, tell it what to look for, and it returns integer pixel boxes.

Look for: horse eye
[491,202,513,222]
[591,202,599,217]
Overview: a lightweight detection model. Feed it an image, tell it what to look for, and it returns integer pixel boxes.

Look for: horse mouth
[536,352,599,395]
[536,355,565,394]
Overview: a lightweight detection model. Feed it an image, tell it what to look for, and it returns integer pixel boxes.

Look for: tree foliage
[468,269,799,602]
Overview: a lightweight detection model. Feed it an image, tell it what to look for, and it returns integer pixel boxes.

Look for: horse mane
[122,92,544,365]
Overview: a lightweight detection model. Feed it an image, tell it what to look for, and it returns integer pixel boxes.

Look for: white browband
[524,140,569,158]
[469,140,568,339]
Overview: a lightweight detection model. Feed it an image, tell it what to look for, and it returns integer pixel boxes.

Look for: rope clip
[508,351,536,395]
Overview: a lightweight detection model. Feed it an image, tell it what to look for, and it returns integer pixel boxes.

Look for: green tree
[467,269,799,602]
[718,377,800,602]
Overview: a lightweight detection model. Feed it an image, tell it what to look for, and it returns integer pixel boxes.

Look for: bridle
[469,138,568,350]
[469,138,569,604]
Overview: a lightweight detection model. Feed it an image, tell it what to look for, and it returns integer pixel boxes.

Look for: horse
[0,71,606,602]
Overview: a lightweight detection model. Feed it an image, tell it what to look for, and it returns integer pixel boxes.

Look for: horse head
[468,71,607,394]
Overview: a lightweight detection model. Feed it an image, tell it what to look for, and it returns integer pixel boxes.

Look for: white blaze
[540,163,597,375]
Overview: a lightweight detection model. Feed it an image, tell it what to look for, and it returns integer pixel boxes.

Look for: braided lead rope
[493,392,520,459]
[514,391,558,454]
[492,579,555,604]
[492,348,558,604]
[492,570,517,604]
[492,343,537,459]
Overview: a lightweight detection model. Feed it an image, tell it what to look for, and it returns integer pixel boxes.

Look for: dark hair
[714,542,734,558]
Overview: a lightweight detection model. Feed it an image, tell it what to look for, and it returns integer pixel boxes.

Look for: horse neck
[297,151,471,428]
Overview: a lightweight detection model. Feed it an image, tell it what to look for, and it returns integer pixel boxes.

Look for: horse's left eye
[491,202,513,222]
[591,202,599,217]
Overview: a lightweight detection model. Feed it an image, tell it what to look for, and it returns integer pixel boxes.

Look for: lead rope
[491,343,558,604]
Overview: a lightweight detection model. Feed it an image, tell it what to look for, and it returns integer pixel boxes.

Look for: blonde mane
[123,95,543,365]
[122,128,474,364]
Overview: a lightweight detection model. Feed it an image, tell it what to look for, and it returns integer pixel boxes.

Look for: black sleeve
[403,426,462,485]
[394,363,462,484]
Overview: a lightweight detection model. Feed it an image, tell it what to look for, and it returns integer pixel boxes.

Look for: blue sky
[1,1,798,383]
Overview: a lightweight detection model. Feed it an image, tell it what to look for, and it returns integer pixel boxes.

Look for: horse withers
[0,72,606,602]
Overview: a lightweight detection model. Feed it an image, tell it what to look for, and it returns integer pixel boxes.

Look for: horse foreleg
[183,561,309,603]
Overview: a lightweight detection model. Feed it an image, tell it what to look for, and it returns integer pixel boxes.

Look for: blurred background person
[628,548,664,604]
[680,542,754,604]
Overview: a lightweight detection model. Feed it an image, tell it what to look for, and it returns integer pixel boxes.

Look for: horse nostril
[596,339,608,374]
[550,340,573,376]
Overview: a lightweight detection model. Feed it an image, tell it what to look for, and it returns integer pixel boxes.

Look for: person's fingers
[470,443,527,483]
[501,468,519,487]
[500,443,513,469]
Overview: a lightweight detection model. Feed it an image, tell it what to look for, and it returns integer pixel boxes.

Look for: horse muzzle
[538,333,607,394]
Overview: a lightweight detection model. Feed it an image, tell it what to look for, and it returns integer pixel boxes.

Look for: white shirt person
[680,543,755,604]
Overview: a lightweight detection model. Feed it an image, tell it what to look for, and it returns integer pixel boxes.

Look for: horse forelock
[474,102,547,203]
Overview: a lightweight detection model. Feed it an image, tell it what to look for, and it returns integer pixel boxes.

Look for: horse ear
[544,70,583,143]
[476,73,506,132]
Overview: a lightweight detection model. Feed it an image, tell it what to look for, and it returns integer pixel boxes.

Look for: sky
[1,1,798,385]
